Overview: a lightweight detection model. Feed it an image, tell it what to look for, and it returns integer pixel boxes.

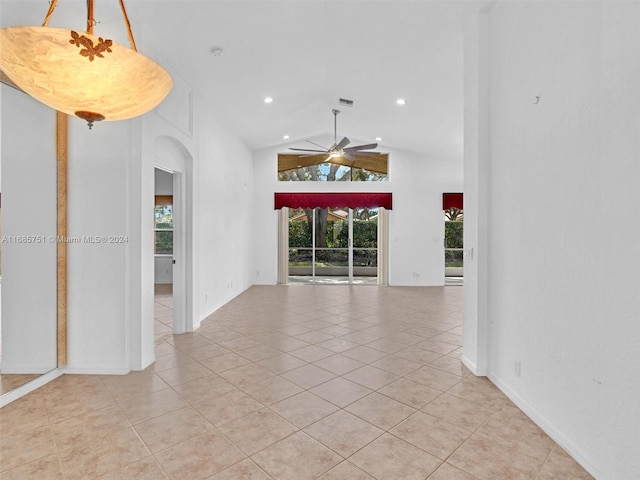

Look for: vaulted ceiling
[1,0,495,157]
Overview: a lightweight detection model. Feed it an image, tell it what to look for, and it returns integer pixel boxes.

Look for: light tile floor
[0,285,594,479]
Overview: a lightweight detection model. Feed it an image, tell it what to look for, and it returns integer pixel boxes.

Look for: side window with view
[154,196,173,254]
[444,207,463,284]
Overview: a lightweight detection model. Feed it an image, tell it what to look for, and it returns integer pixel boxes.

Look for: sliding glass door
[288,207,378,284]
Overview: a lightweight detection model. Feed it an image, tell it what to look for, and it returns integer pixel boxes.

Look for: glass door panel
[444,208,464,285]
[352,208,378,281]
[288,208,313,280]
[313,207,349,282]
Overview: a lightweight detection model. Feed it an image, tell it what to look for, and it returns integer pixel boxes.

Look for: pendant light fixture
[0,0,173,128]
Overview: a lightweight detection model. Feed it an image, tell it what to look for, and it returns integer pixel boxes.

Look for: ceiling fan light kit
[280,109,388,175]
[289,108,381,161]
[0,0,173,128]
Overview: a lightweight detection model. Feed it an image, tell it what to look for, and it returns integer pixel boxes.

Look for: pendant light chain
[87,0,94,34]
[119,0,137,51]
[41,0,137,52]
[42,0,58,27]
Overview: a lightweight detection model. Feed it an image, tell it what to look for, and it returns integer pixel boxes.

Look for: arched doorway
[154,136,194,335]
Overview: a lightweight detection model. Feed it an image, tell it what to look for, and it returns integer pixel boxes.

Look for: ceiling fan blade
[335,136,351,150]
[306,140,329,150]
[299,152,327,158]
[345,151,382,156]
[289,147,328,153]
[344,143,378,152]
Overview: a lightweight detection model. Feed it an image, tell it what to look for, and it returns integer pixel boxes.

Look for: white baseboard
[62,367,130,375]
[461,355,487,376]
[0,368,64,408]
[461,354,480,376]
[488,372,601,480]
[138,354,155,371]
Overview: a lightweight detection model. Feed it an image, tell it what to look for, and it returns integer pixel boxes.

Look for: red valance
[275,192,392,210]
[443,192,463,210]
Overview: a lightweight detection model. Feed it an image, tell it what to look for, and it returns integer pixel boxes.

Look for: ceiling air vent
[339,98,354,107]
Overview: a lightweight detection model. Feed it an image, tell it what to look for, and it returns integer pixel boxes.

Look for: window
[277,154,388,182]
[154,196,173,254]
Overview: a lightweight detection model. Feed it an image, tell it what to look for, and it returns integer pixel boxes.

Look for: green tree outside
[444,216,463,267]
[154,205,173,254]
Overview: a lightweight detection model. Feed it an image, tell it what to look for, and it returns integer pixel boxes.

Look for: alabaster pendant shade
[0,26,172,126]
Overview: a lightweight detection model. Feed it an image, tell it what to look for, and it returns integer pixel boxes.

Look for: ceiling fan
[289,108,380,162]
[278,109,387,174]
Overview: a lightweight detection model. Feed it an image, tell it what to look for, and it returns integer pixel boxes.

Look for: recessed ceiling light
[283,134,290,139]
[396,98,406,105]
[264,97,273,104]
[376,137,382,142]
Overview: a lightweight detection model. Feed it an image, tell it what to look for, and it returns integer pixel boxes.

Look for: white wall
[194,106,254,319]
[389,148,462,286]
[66,118,131,373]
[462,12,490,376]
[0,63,2,192]
[484,2,640,478]
[0,86,58,373]
[252,139,462,286]
[154,168,173,195]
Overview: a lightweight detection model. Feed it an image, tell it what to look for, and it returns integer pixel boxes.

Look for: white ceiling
[2,0,495,157]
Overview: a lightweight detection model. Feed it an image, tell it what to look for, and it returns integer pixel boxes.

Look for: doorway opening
[288,206,379,285]
[153,168,175,343]
[443,194,464,286]
[144,133,194,362]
